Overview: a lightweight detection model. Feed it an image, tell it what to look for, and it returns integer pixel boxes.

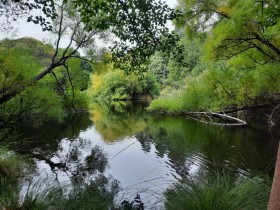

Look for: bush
[89,69,160,101]
[147,96,184,112]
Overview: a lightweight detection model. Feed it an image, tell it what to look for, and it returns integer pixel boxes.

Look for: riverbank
[0,145,272,210]
[147,103,280,126]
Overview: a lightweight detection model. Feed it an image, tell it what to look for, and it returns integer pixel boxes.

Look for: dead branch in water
[186,112,247,126]
[268,104,280,127]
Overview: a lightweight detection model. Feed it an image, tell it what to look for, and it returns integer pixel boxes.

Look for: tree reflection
[19,136,123,209]
[0,113,92,157]
[90,102,147,142]
[140,115,279,178]
[135,132,153,153]
[52,138,110,182]
[86,145,108,173]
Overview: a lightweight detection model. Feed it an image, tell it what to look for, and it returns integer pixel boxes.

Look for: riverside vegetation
[0,0,279,209]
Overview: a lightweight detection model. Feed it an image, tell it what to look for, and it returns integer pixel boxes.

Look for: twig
[268,104,280,127]
[110,142,135,160]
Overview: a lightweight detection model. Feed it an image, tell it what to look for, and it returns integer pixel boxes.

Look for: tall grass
[21,178,115,210]
[0,146,114,210]
[0,146,25,209]
[165,173,271,210]
[0,146,24,178]
[0,177,20,209]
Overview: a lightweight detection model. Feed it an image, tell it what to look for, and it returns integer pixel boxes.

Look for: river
[3,101,279,209]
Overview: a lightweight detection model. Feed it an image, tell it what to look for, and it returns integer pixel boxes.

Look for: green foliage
[1,177,115,210]
[147,96,185,112]
[0,38,91,123]
[149,37,204,91]
[89,62,160,101]
[0,38,53,67]
[203,0,280,65]
[174,0,228,36]
[80,60,92,74]
[147,0,280,114]
[5,0,183,72]
[89,69,130,100]
[165,174,270,210]
[148,0,280,113]
[149,61,280,112]
[0,39,59,122]
[149,52,169,84]
[67,0,181,72]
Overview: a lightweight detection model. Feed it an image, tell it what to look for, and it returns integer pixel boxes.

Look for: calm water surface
[4,101,280,209]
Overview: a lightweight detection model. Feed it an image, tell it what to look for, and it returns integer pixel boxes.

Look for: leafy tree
[0,41,65,122]
[0,1,104,106]
[149,52,169,84]
[71,0,181,72]
[89,68,159,101]
[0,0,181,107]
[174,0,230,36]
[176,0,280,65]
[0,0,56,32]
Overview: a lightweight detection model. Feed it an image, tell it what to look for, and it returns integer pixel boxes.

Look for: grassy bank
[147,61,280,115]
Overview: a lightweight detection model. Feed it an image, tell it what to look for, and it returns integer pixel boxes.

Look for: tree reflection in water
[21,137,120,209]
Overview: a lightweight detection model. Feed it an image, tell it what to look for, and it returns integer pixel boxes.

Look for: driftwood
[186,112,247,126]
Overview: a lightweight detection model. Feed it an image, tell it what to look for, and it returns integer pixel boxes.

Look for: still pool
[3,101,279,209]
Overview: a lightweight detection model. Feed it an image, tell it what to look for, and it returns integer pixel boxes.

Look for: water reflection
[145,115,278,177]
[2,101,279,209]
[90,102,147,142]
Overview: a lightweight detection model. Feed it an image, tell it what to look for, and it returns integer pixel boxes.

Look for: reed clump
[165,173,271,210]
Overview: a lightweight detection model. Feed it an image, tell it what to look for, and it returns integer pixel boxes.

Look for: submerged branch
[268,104,280,127]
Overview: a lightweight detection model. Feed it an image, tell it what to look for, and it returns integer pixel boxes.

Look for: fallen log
[186,111,247,126]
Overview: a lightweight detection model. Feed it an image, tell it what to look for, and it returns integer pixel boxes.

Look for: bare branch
[64,64,77,113]
[52,1,65,64]
[51,70,67,100]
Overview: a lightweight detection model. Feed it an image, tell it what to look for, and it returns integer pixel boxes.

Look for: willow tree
[204,0,280,65]
[175,0,279,64]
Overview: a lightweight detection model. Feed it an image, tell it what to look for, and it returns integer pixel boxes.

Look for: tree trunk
[268,142,280,210]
